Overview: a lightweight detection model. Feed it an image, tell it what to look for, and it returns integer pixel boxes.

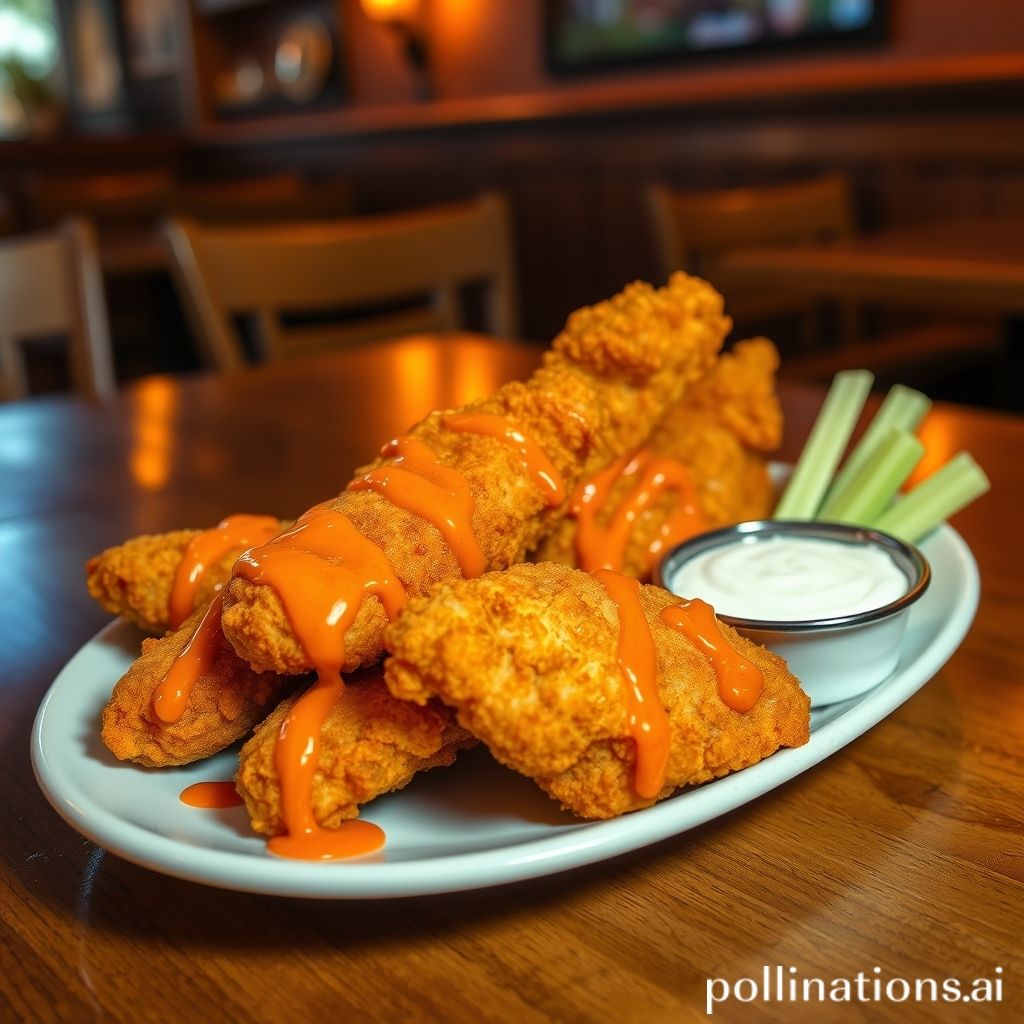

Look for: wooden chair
[163,192,518,370]
[647,176,855,344]
[0,219,116,401]
[647,177,1002,394]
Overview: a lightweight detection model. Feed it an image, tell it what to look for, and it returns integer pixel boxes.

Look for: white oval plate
[32,525,978,899]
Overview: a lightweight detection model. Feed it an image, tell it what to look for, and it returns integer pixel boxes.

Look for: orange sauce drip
[152,592,224,724]
[593,569,671,799]
[169,514,281,629]
[661,599,764,713]
[180,781,244,808]
[232,505,403,861]
[571,450,706,577]
[348,435,486,578]
[265,670,385,861]
[443,412,566,507]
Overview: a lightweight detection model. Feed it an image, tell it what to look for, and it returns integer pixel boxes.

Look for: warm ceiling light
[360,0,420,24]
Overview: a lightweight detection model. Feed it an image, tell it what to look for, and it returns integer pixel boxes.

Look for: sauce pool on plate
[666,534,909,623]
[179,781,244,808]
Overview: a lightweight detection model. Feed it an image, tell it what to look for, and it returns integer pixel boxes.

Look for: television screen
[545,0,887,73]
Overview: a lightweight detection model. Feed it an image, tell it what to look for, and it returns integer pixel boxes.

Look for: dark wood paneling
[5,71,1023,343]
[184,80,1024,340]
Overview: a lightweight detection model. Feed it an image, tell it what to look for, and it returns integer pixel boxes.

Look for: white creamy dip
[667,535,908,622]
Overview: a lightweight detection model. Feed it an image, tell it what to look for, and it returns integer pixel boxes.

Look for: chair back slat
[0,218,114,401]
[649,176,854,276]
[647,176,857,348]
[165,193,518,370]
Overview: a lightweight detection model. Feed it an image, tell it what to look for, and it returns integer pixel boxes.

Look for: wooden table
[718,218,1024,315]
[3,335,1021,1023]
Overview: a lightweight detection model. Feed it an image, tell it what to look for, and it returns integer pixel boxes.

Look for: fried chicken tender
[221,273,730,677]
[100,274,727,769]
[86,523,287,634]
[100,608,290,767]
[87,530,203,634]
[237,667,476,835]
[384,562,810,819]
[533,339,783,578]
[670,335,783,456]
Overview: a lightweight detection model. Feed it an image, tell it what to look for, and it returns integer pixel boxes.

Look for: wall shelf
[186,52,1024,147]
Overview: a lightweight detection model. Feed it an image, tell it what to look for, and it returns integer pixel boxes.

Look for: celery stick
[873,453,990,543]
[823,384,931,511]
[774,369,874,519]
[819,428,925,525]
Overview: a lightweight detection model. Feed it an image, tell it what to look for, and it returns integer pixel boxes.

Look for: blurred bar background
[1,1,1021,407]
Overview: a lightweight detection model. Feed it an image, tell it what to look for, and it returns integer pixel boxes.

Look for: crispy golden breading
[668,336,783,454]
[99,274,728,768]
[533,339,782,577]
[86,522,289,634]
[86,530,200,634]
[655,419,774,525]
[221,273,730,677]
[236,668,476,835]
[100,608,291,767]
[384,562,810,819]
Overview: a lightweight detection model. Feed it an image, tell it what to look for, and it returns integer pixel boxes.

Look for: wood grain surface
[718,218,1024,315]
[2,334,1021,1023]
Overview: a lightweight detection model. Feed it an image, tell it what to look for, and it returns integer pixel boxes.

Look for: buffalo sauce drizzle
[443,412,566,507]
[660,599,763,712]
[571,450,705,576]
[180,781,244,808]
[232,505,406,860]
[168,514,281,628]
[154,417,550,857]
[592,569,671,799]
[349,436,486,578]
[239,421,554,857]
[152,591,225,724]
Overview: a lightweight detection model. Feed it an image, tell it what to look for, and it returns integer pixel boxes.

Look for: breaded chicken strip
[669,335,783,456]
[236,667,476,835]
[533,339,782,578]
[87,521,288,634]
[384,562,809,819]
[221,273,729,677]
[87,530,201,633]
[101,274,727,768]
[87,517,288,634]
[100,607,290,766]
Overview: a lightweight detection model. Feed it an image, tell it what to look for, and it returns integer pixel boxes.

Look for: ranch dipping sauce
[668,534,909,623]
[656,521,931,707]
